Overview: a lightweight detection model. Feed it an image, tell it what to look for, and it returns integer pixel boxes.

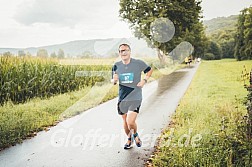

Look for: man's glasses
[119,49,130,54]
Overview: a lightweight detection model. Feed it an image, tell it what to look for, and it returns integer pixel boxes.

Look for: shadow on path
[157,71,187,95]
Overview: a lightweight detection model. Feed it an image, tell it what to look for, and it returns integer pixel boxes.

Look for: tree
[37,49,49,58]
[18,50,25,57]
[81,51,92,58]
[50,52,57,58]
[183,21,208,58]
[119,0,205,63]
[221,40,235,58]
[234,9,246,60]
[3,51,12,57]
[26,52,32,57]
[204,53,215,60]
[214,30,236,59]
[244,7,252,60]
[234,6,252,60]
[203,41,222,60]
[57,49,65,59]
[213,41,222,59]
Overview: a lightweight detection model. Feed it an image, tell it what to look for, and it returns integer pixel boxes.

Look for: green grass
[0,83,118,149]
[150,59,252,167]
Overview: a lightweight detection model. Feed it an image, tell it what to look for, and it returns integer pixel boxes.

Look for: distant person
[184,56,190,67]
[111,43,153,149]
[188,55,192,66]
[194,57,197,64]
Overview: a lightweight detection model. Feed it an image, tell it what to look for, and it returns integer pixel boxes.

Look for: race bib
[119,73,134,83]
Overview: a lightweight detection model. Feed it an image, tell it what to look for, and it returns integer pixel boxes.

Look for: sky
[0,0,251,48]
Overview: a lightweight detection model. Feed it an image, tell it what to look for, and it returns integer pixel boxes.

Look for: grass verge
[0,83,118,150]
[150,59,252,167]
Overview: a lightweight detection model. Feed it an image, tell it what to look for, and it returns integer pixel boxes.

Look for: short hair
[118,43,131,51]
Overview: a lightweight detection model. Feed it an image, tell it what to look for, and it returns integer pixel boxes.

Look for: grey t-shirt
[112,58,151,101]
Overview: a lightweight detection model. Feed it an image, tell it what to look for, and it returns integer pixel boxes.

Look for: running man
[111,43,153,149]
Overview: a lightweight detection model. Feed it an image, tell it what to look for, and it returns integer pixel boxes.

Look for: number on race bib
[120,73,134,83]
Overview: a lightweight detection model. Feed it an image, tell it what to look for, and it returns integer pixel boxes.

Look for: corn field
[0,56,111,105]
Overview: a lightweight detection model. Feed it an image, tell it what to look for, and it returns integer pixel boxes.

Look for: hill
[203,15,238,36]
[0,37,156,57]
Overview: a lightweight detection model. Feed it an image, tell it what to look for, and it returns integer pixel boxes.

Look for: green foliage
[3,51,12,57]
[221,40,235,58]
[203,41,222,60]
[57,49,65,59]
[18,50,26,57]
[234,6,252,61]
[0,56,110,105]
[50,52,57,58]
[204,15,238,59]
[204,53,215,60]
[36,48,49,58]
[184,21,209,58]
[204,15,238,36]
[119,0,207,58]
[241,66,252,140]
[151,59,252,166]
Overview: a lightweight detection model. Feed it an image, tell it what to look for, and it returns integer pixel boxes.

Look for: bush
[204,53,215,60]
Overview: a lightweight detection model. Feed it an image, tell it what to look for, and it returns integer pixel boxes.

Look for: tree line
[1,49,66,59]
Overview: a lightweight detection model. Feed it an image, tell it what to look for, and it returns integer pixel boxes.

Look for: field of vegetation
[0,56,165,150]
[150,59,252,166]
[0,56,118,149]
[0,56,112,105]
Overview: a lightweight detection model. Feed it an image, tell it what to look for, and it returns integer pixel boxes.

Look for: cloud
[14,0,119,28]
[0,0,132,48]
[201,0,252,20]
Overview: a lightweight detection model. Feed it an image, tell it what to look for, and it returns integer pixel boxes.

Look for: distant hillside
[203,15,238,36]
[0,37,156,57]
[203,15,239,59]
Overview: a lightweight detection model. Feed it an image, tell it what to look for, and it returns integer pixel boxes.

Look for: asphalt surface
[0,63,199,167]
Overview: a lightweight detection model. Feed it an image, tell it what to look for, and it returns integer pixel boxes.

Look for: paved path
[0,63,199,167]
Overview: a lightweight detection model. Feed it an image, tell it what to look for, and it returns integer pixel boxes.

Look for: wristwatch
[143,79,147,83]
